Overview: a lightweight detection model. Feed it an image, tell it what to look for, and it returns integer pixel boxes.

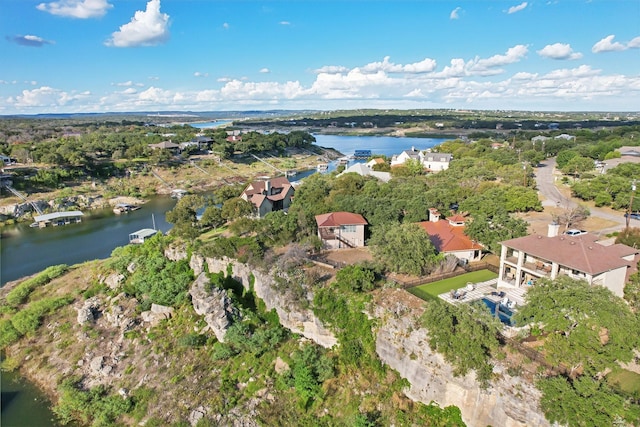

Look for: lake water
[0,134,448,423]
[313,134,447,158]
[1,197,176,286]
[188,120,233,129]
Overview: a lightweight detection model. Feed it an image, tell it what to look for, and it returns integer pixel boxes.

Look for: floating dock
[30,211,84,228]
[113,203,140,214]
[129,228,158,244]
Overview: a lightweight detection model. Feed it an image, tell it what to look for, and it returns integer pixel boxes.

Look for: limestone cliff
[372,288,549,427]
[203,256,338,348]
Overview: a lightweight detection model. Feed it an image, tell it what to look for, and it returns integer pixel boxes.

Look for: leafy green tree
[200,205,224,229]
[514,276,640,377]
[464,210,528,253]
[561,156,595,177]
[165,195,204,239]
[556,150,578,168]
[221,197,255,221]
[335,265,376,292]
[421,300,501,386]
[369,223,437,275]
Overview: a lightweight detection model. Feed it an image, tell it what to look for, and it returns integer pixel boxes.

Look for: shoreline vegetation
[2,111,640,426]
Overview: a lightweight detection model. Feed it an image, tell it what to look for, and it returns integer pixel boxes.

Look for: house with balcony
[240,176,294,218]
[498,223,639,297]
[418,208,483,263]
[315,211,368,249]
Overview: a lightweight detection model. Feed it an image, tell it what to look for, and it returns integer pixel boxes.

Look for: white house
[390,148,452,172]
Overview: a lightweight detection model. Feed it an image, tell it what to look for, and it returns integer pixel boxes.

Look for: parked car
[624,212,640,220]
[564,229,588,236]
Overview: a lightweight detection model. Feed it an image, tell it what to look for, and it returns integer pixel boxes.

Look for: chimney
[429,208,441,222]
[548,222,560,237]
[264,180,271,195]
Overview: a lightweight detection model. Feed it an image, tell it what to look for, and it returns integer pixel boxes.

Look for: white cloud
[279,21,291,26]
[537,43,582,60]
[592,35,626,53]
[259,68,270,74]
[314,65,350,74]
[222,22,230,30]
[194,72,209,78]
[105,0,170,48]
[628,37,640,49]
[14,86,89,108]
[6,34,55,47]
[36,0,112,19]
[450,7,462,20]
[360,56,437,74]
[507,2,528,14]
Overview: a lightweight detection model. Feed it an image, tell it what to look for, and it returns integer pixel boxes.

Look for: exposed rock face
[373,288,549,427]
[101,272,125,290]
[165,244,188,262]
[190,253,205,276]
[76,297,101,324]
[140,304,175,327]
[203,257,337,348]
[189,272,240,342]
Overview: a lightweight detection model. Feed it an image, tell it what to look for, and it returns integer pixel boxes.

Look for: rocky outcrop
[203,257,337,348]
[101,272,125,290]
[373,288,548,427]
[190,253,205,276]
[189,272,240,342]
[141,304,175,327]
[165,244,188,262]
[76,296,101,324]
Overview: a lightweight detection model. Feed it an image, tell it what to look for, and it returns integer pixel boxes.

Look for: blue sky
[1,0,639,114]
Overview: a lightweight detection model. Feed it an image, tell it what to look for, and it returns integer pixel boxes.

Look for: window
[341,225,356,233]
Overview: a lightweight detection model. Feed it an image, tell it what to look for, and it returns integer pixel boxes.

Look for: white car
[564,229,587,236]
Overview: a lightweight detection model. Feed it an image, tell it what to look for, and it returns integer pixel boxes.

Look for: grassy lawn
[407,270,498,301]
[607,366,640,395]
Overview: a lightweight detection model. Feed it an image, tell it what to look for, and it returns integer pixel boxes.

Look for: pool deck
[438,278,527,308]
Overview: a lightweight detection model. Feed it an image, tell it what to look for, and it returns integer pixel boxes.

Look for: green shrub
[5,264,68,306]
[0,319,21,348]
[10,296,73,336]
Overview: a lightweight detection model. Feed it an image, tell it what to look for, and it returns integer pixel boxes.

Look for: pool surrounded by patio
[480,297,516,325]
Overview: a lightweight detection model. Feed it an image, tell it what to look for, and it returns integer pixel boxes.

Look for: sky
[1,0,639,115]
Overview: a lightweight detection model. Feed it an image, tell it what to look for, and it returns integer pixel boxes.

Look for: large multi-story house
[240,176,294,218]
[498,223,640,297]
[315,211,368,249]
[418,208,483,263]
[390,148,452,172]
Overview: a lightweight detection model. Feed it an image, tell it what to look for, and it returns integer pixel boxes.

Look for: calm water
[1,367,61,427]
[1,196,176,286]
[0,134,448,422]
[314,134,447,158]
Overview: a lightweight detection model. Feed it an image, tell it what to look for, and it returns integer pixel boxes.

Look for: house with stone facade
[497,223,640,297]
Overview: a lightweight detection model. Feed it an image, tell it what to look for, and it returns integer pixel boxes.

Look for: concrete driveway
[534,158,633,233]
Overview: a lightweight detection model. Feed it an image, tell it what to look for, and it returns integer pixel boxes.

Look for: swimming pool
[481,297,516,325]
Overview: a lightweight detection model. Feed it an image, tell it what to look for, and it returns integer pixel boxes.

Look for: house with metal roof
[31,211,84,228]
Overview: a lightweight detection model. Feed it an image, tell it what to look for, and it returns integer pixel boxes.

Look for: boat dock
[113,203,140,214]
[30,211,84,228]
[129,228,158,244]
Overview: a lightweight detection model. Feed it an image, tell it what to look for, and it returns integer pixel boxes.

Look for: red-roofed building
[498,224,640,297]
[240,176,294,218]
[315,211,368,249]
[417,208,483,263]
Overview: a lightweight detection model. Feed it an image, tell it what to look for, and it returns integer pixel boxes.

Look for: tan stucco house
[315,211,368,249]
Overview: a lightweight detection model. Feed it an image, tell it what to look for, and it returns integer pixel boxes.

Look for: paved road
[535,158,633,233]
